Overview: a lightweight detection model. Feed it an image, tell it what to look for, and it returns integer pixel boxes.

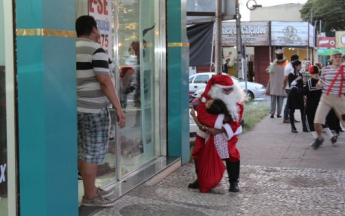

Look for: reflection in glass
[118,0,159,176]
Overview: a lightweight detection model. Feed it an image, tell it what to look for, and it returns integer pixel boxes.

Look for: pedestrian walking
[266,49,288,118]
[304,65,335,141]
[287,60,307,133]
[312,50,345,150]
[282,54,299,123]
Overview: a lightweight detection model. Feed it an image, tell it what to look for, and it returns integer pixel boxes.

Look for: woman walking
[287,60,307,133]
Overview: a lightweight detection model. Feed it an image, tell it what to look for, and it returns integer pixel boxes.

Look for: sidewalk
[93,103,345,216]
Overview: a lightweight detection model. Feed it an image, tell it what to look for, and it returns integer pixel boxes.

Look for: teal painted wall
[167,0,190,164]
[16,0,78,215]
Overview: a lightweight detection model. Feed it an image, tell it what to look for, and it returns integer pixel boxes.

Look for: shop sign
[309,24,315,48]
[271,21,309,46]
[318,37,336,49]
[221,22,269,46]
[335,31,345,49]
[317,49,345,56]
[89,0,113,54]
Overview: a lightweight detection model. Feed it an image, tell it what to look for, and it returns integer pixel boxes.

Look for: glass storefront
[1,0,16,215]
[117,0,162,177]
[75,0,165,190]
[0,0,7,211]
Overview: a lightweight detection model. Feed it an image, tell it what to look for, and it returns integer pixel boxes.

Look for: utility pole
[235,0,243,79]
[215,0,222,74]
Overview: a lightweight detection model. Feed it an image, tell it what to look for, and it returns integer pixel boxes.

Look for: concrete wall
[250,3,304,22]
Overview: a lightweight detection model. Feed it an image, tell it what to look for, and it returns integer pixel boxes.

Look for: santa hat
[201,74,234,103]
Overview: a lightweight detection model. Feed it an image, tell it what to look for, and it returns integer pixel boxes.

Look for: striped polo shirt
[320,65,345,95]
[76,38,112,113]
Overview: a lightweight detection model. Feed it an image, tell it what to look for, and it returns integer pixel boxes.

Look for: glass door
[117,0,162,176]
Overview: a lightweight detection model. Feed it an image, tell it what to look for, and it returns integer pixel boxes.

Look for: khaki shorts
[314,94,345,126]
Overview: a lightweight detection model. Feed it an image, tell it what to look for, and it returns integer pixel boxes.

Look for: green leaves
[300,0,345,36]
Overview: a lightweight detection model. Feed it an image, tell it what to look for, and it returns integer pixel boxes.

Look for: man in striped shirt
[76,15,125,207]
[312,50,345,150]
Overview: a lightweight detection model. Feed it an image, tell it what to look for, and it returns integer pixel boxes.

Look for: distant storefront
[221,21,316,86]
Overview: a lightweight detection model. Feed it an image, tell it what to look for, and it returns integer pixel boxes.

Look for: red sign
[318,37,336,49]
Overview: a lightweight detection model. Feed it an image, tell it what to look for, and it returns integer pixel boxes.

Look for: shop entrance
[76,0,166,199]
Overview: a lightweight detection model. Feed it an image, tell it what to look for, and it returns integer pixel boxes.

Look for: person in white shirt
[282,54,299,123]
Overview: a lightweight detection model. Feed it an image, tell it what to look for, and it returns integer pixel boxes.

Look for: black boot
[226,161,240,192]
[188,162,199,189]
[188,179,199,189]
[290,118,298,133]
[301,115,308,132]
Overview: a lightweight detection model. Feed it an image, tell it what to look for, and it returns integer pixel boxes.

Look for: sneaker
[312,137,324,150]
[81,194,116,207]
[97,187,114,198]
[331,136,338,144]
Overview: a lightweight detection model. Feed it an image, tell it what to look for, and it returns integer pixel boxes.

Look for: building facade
[0,0,189,215]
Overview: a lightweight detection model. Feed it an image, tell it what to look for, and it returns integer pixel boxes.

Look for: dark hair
[291,54,299,61]
[291,60,301,68]
[276,54,283,60]
[206,99,230,117]
[75,15,97,37]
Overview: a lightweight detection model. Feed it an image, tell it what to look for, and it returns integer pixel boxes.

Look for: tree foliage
[300,0,345,36]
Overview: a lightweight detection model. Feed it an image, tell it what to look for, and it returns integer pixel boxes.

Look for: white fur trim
[213,84,233,88]
[234,126,242,135]
[214,114,224,129]
[196,129,206,138]
[223,124,234,140]
[201,97,206,103]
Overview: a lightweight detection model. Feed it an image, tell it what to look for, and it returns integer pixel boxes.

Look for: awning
[187,22,214,66]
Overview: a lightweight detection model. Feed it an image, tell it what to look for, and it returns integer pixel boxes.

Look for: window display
[117,0,161,176]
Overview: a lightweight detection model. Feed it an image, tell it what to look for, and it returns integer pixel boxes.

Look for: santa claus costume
[190,74,245,193]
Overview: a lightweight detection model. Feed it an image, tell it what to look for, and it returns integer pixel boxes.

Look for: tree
[300,0,345,36]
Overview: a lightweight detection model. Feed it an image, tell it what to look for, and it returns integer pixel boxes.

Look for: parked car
[189,72,266,100]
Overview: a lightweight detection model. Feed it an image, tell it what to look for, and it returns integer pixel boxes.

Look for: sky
[239,0,308,21]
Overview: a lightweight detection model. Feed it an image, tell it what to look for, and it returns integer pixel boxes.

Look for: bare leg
[80,159,98,199]
[314,123,323,140]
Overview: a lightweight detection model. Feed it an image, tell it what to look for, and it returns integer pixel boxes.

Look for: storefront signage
[89,0,113,54]
[317,49,345,56]
[221,22,269,46]
[271,21,309,46]
[309,24,315,48]
[335,31,345,49]
[0,164,6,183]
[318,37,336,49]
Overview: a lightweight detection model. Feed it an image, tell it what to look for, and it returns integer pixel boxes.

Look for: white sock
[310,131,317,139]
[324,128,334,139]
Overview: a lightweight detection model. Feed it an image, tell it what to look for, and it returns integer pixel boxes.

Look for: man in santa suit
[189,74,245,193]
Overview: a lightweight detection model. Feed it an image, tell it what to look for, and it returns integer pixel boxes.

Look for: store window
[74,0,164,189]
[117,0,162,176]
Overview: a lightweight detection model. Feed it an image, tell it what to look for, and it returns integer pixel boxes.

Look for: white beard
[208,84,246,121]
